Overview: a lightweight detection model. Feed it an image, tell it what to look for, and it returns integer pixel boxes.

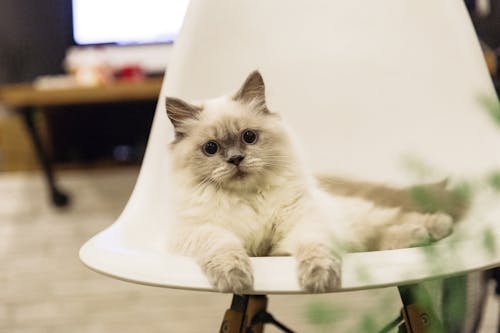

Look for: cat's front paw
[296,245,341,293]
[202,249,254,293]
[425,213,453,241]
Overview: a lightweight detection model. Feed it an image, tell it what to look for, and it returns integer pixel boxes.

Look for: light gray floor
[0,168,497,332]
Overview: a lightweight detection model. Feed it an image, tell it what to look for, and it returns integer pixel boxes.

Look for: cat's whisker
[275,155,292,160]
[244,160,266,168]
[197,171,228,188]
[196,178,215,190]
[212,168,232,179]
[262,160,290,168]
[263,159,291,165]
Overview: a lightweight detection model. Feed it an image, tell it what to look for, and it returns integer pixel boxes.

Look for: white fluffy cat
[166,71,454,293]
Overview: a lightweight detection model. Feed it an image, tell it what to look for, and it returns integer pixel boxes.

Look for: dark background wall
[466,0,500,49]
[0,0,73,84]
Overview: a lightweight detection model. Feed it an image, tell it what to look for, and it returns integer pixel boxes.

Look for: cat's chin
[220,170,261,192]
[232,169,248,179]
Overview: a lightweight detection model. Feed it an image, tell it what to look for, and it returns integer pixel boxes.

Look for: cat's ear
[233,70,268,112]
[166,96,202,130]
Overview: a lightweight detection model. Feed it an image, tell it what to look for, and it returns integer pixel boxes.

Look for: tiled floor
[0,168,497,332]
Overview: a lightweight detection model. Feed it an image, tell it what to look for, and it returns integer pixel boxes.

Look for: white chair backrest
[116,0,500,251]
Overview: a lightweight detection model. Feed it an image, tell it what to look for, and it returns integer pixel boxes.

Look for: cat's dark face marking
[200,127,260,177]
[166,71,293,191]
[185,111,284,189]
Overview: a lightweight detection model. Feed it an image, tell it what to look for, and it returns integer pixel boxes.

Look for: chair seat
[80,189,500,294]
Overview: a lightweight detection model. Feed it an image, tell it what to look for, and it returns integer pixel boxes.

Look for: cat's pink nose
[227,154,245,166]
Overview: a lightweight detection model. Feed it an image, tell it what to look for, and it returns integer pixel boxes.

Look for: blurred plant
[400,154,438,180]
[442,275,468,333]
[305,294,398,332]
[305,301,345,331]
[305,94,500,332]
[409,185,443,213]
[478,94,500,127]
[487,170,500,191]
[483,227,496,255]
[359,315,377,333]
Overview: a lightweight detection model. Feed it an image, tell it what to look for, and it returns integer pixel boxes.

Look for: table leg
[21,107,70,207]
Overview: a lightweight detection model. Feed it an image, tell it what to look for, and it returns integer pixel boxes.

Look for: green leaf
[477,94,500,127]
[450,181,472,203]
[360,315,377,333]
[409,186,440,212]
[400,155,436,179]
[483,228,496,255]
[305,301,343,327]
[487,171,500,191]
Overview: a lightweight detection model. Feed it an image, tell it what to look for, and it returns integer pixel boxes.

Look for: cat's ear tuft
[234,70,268,112]
[166,97,202,129]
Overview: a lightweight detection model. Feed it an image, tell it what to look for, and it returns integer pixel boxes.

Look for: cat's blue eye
[202,141,219,156]
[242,129,258,144]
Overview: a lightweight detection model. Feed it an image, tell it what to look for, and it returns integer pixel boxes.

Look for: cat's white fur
[166,71,453,293]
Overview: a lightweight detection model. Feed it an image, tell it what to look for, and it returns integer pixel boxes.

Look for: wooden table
[0,78,163,207]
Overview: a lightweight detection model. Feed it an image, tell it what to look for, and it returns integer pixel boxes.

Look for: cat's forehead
[197,96,260,135]
[201,96,245,120]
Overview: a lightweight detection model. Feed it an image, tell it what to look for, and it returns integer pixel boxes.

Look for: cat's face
[166,71,294,192]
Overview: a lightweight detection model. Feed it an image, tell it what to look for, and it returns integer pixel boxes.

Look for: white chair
[80,0,500,331]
